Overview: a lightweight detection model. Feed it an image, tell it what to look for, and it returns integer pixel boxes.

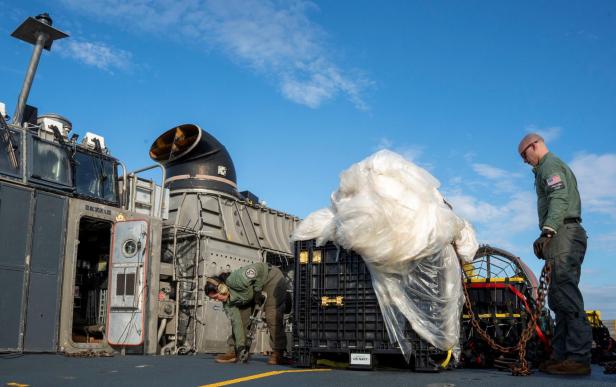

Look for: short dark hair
[204,279,219,295]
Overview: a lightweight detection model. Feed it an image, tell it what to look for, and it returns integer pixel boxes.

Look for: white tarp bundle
[291,150,478,360]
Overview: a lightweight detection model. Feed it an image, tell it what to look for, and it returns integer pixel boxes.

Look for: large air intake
[149,124,238,197]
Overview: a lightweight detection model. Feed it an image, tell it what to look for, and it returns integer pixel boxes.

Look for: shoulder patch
[245,268,257,279]
[546,173,565,191]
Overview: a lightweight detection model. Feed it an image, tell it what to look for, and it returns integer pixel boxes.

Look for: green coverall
[533,152,592,365]
[222,262,288,353]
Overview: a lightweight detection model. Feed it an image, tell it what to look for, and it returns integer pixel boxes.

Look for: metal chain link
[461,257,552,376]
[604,361,616,374]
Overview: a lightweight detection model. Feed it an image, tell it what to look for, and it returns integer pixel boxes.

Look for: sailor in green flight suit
[518,133,592,376]
[205,262,288,365]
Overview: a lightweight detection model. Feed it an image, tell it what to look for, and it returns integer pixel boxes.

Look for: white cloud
[0,2,23,25]
[449,176,463,186]
[570,153,616,218]
[446,190,537,255]
[448,191,536,231]
[376,137,394,149]
[472,163,507,179]
[447,193,502,224]
[60,0,370,109]
[467,162,523,193]
[525,125,562,143]
[57,39,132,73]
[463,152,476,163]
[375,138,427,168]
[580,285,616,319]
[505,191,538,231]
[591,231,616,252]
[446,157,538,251]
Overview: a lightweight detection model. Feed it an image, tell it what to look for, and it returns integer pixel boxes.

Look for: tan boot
[215,351,237,364]
[538,358,562,372]
[267,351,281,365]
[545,359,591,376]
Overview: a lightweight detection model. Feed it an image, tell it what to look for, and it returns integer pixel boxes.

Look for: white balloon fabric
[291,150,479,360]
[290,208,335,247]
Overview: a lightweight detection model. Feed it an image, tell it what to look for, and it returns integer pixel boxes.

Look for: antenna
[11,13,68,126]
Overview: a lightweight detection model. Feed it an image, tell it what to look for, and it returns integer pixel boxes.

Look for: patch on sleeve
[244,268,257,279]
[546,173,565,191]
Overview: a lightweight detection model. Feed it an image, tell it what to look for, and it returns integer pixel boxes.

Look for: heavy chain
[604,361,616,374]
[461,258,552,376]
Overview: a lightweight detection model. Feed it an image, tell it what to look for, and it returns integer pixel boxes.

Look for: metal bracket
[321,296,344,307]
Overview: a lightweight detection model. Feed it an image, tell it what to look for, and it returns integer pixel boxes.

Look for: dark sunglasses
[520,141,538,160]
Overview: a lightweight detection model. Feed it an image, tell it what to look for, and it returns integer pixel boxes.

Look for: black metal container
[292,239,446,371]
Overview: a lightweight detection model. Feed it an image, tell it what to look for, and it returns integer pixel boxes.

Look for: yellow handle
[440,349,452,368]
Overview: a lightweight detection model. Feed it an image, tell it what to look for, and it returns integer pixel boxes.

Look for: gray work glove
[237,346,249,363]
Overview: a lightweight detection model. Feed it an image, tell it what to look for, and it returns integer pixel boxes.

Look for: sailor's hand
[533,229,554,259]
[254,291,266,306]
[237,346,249,363]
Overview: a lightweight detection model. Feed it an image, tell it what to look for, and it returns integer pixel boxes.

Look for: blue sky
[1,1,615,317]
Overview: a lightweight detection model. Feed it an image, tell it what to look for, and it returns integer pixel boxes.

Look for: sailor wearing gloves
[519,133,592,376]
[205,262,288,365]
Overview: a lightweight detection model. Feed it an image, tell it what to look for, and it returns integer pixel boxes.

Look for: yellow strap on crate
[321,296,344,307]
[467,277,526,283]
[312,250,322,264]
[299,251,308,264]
[462,313,521,319]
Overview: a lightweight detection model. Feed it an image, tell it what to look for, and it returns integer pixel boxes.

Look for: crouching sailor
[205,262,288,365]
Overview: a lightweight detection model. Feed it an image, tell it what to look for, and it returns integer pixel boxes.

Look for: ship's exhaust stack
[11,13,68,126]
[148,123,297,354]
[149,124,238,197]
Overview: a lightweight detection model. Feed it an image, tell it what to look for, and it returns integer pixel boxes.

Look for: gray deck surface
[0,354,614,387]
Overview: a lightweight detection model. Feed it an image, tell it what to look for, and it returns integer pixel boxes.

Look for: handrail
[117,160,128,210]
[126,163,167,218]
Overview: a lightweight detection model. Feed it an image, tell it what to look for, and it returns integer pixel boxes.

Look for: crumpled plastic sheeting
[291,150,479,360]
[291,208,335,247]
[454,220,480,264]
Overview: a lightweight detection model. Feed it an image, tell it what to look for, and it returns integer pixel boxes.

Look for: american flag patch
[547,174,562,187]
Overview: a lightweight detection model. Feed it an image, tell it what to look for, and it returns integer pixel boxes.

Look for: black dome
[149,124,238,197]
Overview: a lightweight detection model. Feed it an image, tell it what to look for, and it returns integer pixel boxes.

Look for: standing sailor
[518,133,592,376]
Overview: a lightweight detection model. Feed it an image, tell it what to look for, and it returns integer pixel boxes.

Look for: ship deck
[1,354,614,387]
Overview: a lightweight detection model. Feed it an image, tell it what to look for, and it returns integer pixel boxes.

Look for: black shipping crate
[292,240,447,371]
